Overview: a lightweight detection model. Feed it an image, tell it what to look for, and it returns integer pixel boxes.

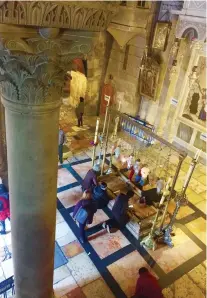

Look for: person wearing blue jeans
[58,126,65,164]
[73,190,97,243]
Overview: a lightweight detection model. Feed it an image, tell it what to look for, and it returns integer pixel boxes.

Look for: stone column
[157,39,186,137]
[0,35,80,298]
[0,101,8,189]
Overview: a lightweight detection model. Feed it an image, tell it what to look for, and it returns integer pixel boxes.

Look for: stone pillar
[0,101,8,189]
[0,35,82,298]
[2,96,59,298]
[157,39,186,137]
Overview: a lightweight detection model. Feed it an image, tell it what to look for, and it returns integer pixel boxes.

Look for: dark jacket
[112,193,130,227]
[142,188,162,206]
[82,169,98,191]
[135,271,163,298]
[73,199,97,224]
[92,186,111,209]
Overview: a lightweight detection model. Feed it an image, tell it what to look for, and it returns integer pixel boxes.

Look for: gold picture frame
[152,22,170,51]
[139,57,160,101]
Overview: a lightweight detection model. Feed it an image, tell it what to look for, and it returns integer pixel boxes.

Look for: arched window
[182,27,198,41]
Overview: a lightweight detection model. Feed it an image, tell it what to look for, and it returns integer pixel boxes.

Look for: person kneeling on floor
[92,182,111,209]
[73,190,97,244]
[134,267,163,298]
[103,190,134,233]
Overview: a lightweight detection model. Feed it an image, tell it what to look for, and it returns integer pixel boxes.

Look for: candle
[166,177,172,190]
[195,149,201,162]
[102,97,110,135]
[114,117,119,137]
[183,163,194,188]
[159,177,172,206]
[94,118,100,144]
[118,101,121,111]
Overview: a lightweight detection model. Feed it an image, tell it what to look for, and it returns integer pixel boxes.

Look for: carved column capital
[0,35,91,113]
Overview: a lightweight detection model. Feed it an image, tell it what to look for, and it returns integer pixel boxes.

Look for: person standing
[75,97,85,127]
[73,190,97,243]
[134,267,163,298]
[0,195,10,235]
[58,126,65,164]
[82,164,99,191]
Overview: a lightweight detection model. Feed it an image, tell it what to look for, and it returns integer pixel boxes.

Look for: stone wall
[103,2,157,116]
[138,16,178,126]
[105,36,146,116]
[85,31,113,115]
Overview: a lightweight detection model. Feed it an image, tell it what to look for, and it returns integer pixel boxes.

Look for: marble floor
[0,111,206,298]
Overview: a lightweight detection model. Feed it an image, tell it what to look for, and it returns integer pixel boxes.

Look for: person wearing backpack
[92,182,111,209]
[0,195,10,235]
[73,190,97,244]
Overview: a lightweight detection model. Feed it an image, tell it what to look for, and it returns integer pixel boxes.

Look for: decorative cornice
[0,1,119,31]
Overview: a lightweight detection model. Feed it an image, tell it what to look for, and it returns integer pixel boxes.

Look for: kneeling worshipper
[82,164,100,191]
[103,190,134,232]
[92,182,111,209]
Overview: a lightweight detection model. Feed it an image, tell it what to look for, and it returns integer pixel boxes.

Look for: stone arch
[182,27,198,40]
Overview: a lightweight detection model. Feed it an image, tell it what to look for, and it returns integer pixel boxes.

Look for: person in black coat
[92,182,111,209]
[103,190,134,232]
[73,190,97,243]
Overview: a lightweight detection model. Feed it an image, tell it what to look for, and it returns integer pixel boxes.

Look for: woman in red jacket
[134,267,163,298]
[0,195,10,235]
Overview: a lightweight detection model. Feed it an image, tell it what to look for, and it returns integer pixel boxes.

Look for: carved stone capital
[0,35,91,112]
[0,1,119,31]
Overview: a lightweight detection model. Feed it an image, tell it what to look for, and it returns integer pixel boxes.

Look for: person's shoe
[0,231,6,235]
[102,222,106,229]
[106,225,111,234]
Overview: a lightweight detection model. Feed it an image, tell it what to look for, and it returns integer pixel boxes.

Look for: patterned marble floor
[0,112,205,298]
[54,152,206,298]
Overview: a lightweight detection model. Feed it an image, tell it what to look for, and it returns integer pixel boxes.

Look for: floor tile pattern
[0,112,205,298]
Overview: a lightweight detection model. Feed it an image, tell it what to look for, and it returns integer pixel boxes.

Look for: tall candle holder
[106,116,120,175]
[92,118,100,166]
[140,178,172,251]
[160,150,201,248]
[96,97,111,170]
[101,114,111,176]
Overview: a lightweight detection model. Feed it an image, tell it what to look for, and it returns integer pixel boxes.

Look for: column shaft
[0,101,8,189]
[3,100,60,298]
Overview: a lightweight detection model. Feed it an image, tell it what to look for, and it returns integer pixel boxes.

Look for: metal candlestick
[101,114,111,176]
[140,179,172,250]
[158,155,183,232]
[162,192,188,247]
[160,151,200,248]
[97,100,110,167]
[140,205,164,251]
[92,118,100,166]
[106,116,120,175]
